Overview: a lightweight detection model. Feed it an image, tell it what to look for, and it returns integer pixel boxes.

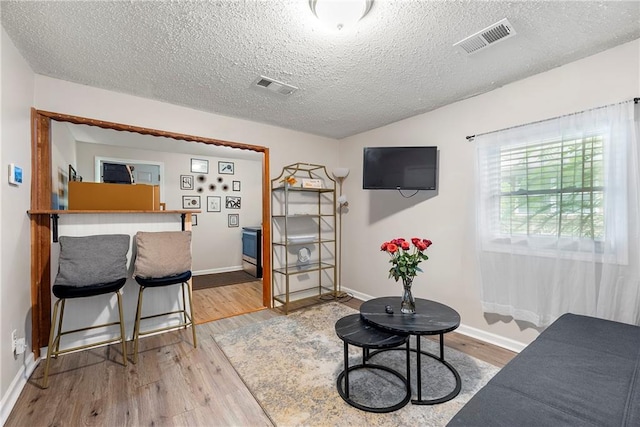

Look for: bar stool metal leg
[54,299,66,357]
[180,283,187,326]
[42,299,62,389]
[116,291,127,366]
[185,281,197,348]
[132,286,145,364]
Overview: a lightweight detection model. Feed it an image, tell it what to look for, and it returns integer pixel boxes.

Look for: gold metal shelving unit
[271,163,337,314]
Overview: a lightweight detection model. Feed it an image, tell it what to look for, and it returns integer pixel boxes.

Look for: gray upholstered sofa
[448,313,640,426]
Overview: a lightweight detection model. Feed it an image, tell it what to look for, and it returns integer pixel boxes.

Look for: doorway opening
[30,109,272,355]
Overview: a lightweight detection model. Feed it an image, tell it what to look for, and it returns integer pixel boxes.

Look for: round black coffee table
[360,297,461,405]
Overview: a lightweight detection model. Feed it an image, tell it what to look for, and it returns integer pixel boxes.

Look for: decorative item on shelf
[297,246,311,266]
[287,234,315,244]
[280,175,297,187]
[380,237,433,314]
[302,178,323,189]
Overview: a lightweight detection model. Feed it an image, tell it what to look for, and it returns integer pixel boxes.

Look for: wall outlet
[15,338,27,355]
[10,330,26,354]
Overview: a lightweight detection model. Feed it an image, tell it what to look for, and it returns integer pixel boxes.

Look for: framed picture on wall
[191,158,209,174]
[192,214,198,226]
[225,196,241,209]
[182,195,201,209]
[218,161,234,175]
[232,180,241,191]
[180,175,194,190]
[228,214,239,228]
[207,196,221,212]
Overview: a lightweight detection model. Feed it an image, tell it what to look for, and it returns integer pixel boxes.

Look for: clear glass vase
[401,276,416,314]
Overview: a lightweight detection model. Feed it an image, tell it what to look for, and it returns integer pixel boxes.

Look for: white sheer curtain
[475,100,639,327]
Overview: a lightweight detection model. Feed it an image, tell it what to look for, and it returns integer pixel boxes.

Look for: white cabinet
[271,163,337,314]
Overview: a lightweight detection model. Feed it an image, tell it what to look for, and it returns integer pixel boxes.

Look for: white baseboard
[192,265,243,276]
[340,286,526,354]
[340,286,372,303]
[1,352,38,426]
[455,324,526,353]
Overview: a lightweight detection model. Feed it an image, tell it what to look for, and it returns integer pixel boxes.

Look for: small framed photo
[191,214,198,226]
[207,196,221,212]
[225,196,241,209]
[180,175,194,190]
[232,180,241,192]
[218,161,234,175]
[182,195,201,209]
[191,158,209,174]
[228,214,239,228]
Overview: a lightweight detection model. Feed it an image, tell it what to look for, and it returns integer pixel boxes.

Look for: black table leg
[416,335,422,402]
[344,341,350,399]
[411,333,462,405]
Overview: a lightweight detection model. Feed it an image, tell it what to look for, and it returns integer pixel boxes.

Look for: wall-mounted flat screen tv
[363,146,437,190]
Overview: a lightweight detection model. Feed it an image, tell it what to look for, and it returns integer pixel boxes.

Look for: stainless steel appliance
[242,226,262,278]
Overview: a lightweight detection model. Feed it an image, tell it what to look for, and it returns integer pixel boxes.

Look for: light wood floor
[192,280,265,324]
[6,296,516,426]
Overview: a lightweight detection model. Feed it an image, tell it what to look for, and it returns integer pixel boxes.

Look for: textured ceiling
[2,1,639,139]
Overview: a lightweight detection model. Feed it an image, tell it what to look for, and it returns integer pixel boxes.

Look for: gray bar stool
[131,231,196,363]
[42,234,130,388]
[335,314,411,413]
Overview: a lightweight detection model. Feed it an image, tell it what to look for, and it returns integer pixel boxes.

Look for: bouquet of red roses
[380,237,432,282]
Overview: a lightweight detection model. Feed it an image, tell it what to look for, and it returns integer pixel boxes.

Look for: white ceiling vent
[254,76,298,96]
[454,18,516,54]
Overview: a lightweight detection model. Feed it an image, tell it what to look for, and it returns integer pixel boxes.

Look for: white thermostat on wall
[8,163,23,186]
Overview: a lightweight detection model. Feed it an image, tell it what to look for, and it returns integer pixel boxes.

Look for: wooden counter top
[28,210,201,215]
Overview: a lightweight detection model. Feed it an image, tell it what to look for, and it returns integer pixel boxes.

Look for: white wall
[0,28,36,422]
[75,141,263,272]
[339,38,640,350]
[33,75,340,173]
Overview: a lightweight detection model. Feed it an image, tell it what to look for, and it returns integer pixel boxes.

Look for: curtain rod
[466,97,639,141]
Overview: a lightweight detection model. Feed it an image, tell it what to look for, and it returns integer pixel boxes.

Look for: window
[474,100,639,327]
[497,135,604,241]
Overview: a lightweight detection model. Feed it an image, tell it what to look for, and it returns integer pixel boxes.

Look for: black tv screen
[363,146,437,190]
[103,162,133,184]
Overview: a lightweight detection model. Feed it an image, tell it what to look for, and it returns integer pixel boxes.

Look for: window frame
[481,132,614,262]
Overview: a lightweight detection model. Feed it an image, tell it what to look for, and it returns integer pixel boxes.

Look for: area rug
[192,270,257,290]
[213,302,500,426]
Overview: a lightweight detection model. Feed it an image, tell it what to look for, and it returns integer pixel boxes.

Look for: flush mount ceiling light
[310,0,373,31]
